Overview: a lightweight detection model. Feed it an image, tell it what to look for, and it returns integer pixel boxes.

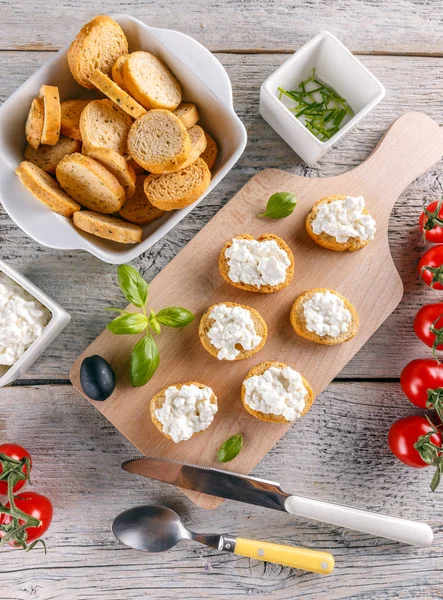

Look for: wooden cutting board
[71,112,443,509]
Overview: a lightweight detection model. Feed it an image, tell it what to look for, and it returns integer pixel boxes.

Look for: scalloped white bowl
[0,15,247,264]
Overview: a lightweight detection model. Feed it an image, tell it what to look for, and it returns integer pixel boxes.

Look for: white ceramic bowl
[0,15,247,264]
[260,31,385,166]
[0,260,71,387]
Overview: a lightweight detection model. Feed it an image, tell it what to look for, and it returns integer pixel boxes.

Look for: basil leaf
[130,333,159,387]
[107,313,148,335]
[105,307,126,314]
[217,433,243,463]
[257,192,297,219]
[117,265,149,308]
[149,316,161,335]
[156,307,195,328]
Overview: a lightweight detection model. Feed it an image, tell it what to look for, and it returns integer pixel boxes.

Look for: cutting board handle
[344,112,443,217]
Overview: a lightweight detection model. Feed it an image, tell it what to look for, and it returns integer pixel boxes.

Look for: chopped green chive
[277,69,354,141]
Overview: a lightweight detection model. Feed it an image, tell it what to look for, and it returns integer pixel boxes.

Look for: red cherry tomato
[419,200,443,243]
[388,416,442,468]
[0,492,53,546]
[401,358,443,409]
[418,246,443,290]
[0,444,31,495]
[414,304,443,352]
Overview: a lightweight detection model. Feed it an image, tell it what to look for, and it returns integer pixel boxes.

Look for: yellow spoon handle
[233,537,334,574]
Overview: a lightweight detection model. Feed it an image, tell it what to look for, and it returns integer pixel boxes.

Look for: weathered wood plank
[1,52,442,379]
[1,383,441,599]
[0,1,443,54]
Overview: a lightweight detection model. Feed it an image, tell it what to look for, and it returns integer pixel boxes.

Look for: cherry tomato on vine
[418,246,443,290]
[400,358,443,417]
[419,199,443,243]
[414,304,443,355]
[0,444,31,495]
[0,492,53,547]
[388,416,442,468]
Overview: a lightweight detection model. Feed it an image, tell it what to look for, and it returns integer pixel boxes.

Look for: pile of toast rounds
[16,15,218,245]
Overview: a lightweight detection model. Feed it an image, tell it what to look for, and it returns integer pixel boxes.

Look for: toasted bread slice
[122,51,182,111]
[80,99,133,155]
[127,109,191,173]
[73,210,142,244]
[56,153,125,213]
[219,234,294,294]
[83,147,136,198]
[201,132,218,170]
[60,99,91,140]
[290,288,359,345]
[199,302,267,361]
[144,158,211,211]
[16,161,81,217]
[241,361,314,423]
[88,69,147,119]
[24,135,81,174]
[150,382,217,442]
[38,85,61,146]
[68,15,128,89]
[173,102,199,128]
[306,195,375,252]
[111,54,128,89]
[25,98,44,150]
[174,125,207,171]
[119,175,164,224]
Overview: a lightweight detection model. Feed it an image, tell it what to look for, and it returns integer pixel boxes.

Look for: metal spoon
[112,505,334,574]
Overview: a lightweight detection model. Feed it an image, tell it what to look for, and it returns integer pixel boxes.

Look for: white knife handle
[284,495,433,547]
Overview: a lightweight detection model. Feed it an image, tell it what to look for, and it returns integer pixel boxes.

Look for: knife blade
[122,456,289,510]
[122,456,434,547]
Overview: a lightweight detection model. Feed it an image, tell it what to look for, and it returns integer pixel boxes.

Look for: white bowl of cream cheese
[0,260,71,386]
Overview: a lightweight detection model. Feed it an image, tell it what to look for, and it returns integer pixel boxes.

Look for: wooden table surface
[1,2,443,599]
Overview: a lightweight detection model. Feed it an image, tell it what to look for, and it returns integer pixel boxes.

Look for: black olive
[80,355,115,401]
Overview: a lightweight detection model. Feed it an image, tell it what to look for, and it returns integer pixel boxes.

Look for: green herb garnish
[257,191,297,219]
[278,68,354,141]
[106,265,195,387]
[217,433,243,463]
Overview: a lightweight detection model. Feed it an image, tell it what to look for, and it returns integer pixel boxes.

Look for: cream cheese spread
[207,303,262,360]
[225,237,290,288]
[311,196,376,243]
[155,383,217,443]
[243,365,308,421]
[0,274,51,366]
[303,291,351,338]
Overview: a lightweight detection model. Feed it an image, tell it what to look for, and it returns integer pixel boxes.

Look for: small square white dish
[0,259,71,387]
[260,31,385,166]
[0,14,247,264]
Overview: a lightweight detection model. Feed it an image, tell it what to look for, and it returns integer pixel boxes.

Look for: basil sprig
[217,433,243,463]
[257,192,297,219]
[106,265,195,387]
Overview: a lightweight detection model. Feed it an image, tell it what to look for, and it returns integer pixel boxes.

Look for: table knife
[121,457,433,547]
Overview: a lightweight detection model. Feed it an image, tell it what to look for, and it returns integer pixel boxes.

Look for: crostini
[306,195,376,252]
[199,302,267,361]
[68,15,128,89]
[219,234,294,293]
[150,382,218,443]
[143,158,211,211]
[290,288,359,345]
[241,361,313,423]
